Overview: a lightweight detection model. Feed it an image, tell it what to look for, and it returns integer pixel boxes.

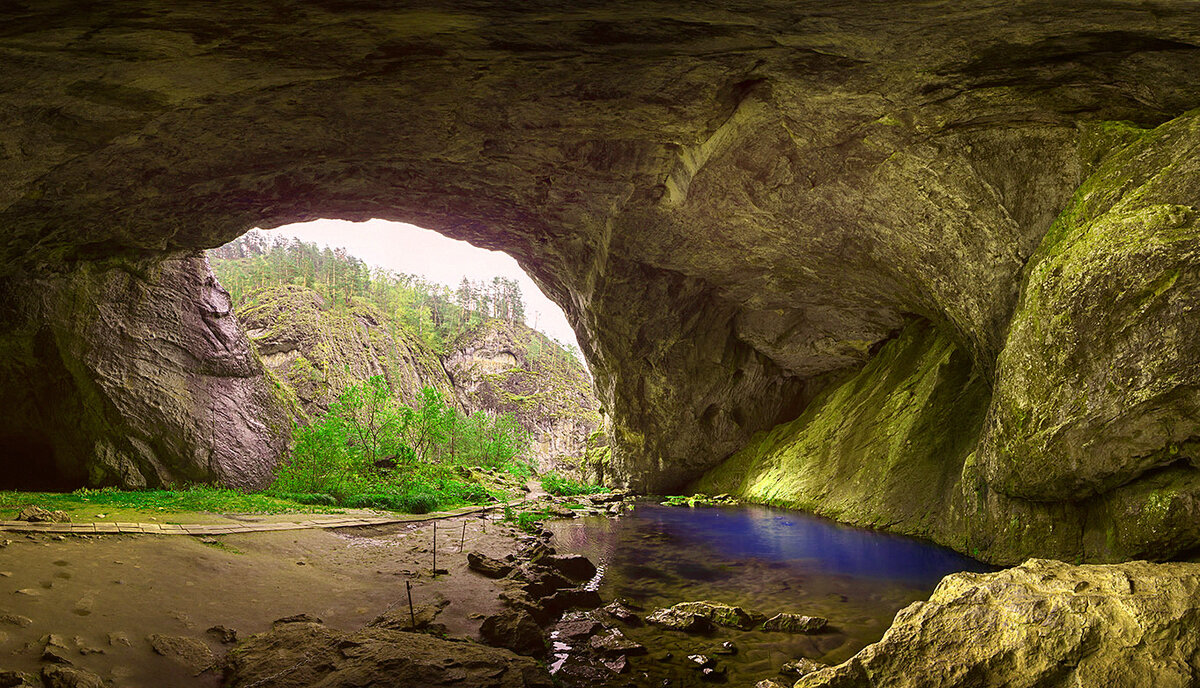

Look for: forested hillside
[207,232,601,473]
[209,230,536,356]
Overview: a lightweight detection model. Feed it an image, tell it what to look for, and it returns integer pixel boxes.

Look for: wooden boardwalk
[0,501,509,536]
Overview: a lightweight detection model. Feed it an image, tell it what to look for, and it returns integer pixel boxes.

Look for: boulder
[763,613,827,634]
[543,588,603,616]
[225,623,553,687]
[666,601,756,630]
[40,667,104,688]
[597,601,642,626]
[589,628,647,656]
[781,658,829,678]
[0,671,38,688]
[542,554,597,582]
[511,564,573,599]
[553,615,601,640]
[147,634,216,675]
[205,625,238,644]
[468,551,515,578]
[480,609,548,658]
[797,559,1200,688]
[645,607,714,634]
[369,598,449,632]
[16,506,70,523]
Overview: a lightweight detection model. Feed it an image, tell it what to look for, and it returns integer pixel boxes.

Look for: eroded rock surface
[796,559,1200,688]
[0,256,288,489]
[699,111,1200,564]
[3,2,1200,561]
[446,320,600,471]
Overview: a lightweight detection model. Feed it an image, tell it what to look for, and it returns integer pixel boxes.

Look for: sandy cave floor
[0,512,521,687]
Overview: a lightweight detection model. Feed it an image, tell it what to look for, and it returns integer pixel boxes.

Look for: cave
[4,1,1200,566]
[0,434,67,491]
[7,4,1200,686]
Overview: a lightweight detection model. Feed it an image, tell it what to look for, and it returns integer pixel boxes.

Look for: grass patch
[0,486,342,518]
[540,473,608,497]
[506,508,557,533]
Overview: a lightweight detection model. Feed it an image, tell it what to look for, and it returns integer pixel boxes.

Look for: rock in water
[645,607,715,633]
[763,613,827,633]
[797,559,1200,688]
[598,601,642,626]
[781,658,829,678]
[589,628,647,656]
[659,601,757,630]
[542,554,597,582]
[226,623,553,688]
[542,588,603,616]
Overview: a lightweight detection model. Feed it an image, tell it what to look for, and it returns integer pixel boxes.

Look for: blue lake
[547,501,997,686]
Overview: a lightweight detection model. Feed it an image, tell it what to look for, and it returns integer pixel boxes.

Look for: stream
[546,501,996,686]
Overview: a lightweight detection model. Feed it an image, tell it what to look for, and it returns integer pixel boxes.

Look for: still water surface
[547,502,996,686]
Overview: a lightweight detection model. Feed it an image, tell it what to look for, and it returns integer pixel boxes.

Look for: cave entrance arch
[207,218,601,478]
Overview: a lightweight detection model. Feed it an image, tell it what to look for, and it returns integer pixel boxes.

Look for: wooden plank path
[0,501,519,536]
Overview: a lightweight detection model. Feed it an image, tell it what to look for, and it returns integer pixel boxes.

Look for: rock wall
[444,320,601,471]
[235,284,456,418]
[0,256,288,489]
[698,112,1200,564]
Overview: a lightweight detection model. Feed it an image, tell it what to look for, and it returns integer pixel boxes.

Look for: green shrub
[273,492,338,506]
[540,473,608,497]
[395,492,438,514]
[269,377,532,514]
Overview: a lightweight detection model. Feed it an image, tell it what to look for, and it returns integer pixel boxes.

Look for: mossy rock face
[445,319,601,471]
[235,284,455,418]
[798,559,1200,688]
[696,316,1200,564]
[981,110,1200,502]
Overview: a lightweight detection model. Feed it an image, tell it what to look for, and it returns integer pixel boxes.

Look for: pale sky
[261,219,581,350]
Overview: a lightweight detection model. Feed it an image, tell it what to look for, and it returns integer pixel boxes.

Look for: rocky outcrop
[4,3,1200,561]
[225,621,554,688]
[796,559,1200,688]
[0,256,288,489]
[235,284,455,417]
[445,320,600,470]
[698,112,1200,564]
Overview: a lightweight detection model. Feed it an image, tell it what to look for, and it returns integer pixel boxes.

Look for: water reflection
[547,502,997,685]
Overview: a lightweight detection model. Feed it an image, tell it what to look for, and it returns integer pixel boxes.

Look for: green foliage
[270,376,530,513]
[209,231,527,355]
[0,486,340,517]
[540,472,609,497]
[504,507,556,533]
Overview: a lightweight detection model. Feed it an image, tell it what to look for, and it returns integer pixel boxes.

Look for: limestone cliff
[0,256,288,490]
[797,559,1200,688]
[227,282,601,468]
[445,320,601,470]
[234,284,456,418]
